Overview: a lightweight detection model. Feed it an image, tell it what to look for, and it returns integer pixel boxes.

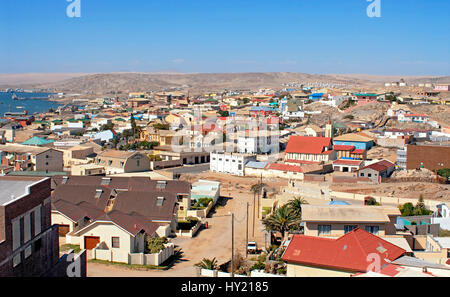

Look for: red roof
[285,136,332,155]
[352,149,366,154]
[285,159,321,165]
[333,159,363,166]
[334,145,355,151]
[282,228,406,272]
[404,114,428,117]
[265,163,303,173]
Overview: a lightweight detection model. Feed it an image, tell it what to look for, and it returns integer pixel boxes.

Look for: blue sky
[0,0,449,75]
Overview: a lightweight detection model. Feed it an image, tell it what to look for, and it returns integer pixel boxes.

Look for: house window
[368,173,372,177]
[95,189,103,198]
[112,237,120,248]
[361,173,364,177]
[365,226,379,235]
[344,225,358,234]
[157,197,165,206]
[318,225,331,236]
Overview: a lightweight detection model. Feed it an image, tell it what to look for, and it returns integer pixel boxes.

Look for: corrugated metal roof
[245,161,267,169]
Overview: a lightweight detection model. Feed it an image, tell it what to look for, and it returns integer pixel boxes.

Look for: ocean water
[0,92,62,116]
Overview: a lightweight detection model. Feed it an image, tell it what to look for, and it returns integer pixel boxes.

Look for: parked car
[247,241,258,254]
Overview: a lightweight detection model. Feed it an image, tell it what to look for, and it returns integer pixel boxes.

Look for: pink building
[434,85,450,91]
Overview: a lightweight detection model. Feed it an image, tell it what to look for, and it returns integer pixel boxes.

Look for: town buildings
[0,176,86,277]
[95,150,151,175]
[210,152,256,176]
[284,136,336,163]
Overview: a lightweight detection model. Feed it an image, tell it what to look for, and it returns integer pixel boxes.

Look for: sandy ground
[331,182,450,202]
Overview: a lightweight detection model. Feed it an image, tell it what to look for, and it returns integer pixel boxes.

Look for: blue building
[309,93,324,101]
[333,133,375,150]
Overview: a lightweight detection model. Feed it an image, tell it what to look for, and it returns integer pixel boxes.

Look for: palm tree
[251,181,268,219]
[250,182,267,196]
[263,205,301,239]
[288,197,308,216]
[195,258,218,270]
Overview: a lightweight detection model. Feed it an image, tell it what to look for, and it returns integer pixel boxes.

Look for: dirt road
[88,175,270,277]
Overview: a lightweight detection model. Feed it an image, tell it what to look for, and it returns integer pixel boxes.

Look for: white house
[319,95,348,108]
[210,152,256,176]
[398,114,429,123]
[237,131,279,154]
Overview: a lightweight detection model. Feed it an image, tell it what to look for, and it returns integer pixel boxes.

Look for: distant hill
[30,72,367,94]
[1,72,449,94]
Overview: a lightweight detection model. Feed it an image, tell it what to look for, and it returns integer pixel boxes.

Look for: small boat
[17,106,25,109]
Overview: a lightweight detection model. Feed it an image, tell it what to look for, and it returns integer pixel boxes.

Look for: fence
[151,159,183,170]
[330,191,442,210]
[304,174,326,182]
[381,176,447,184]
[175,221,202,238]
[186,201,214,219]
[94,243,174,266]
[332,176,372,184]
[199,268,285,278]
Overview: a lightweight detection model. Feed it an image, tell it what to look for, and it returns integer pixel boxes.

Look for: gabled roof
[285,136,331,155]
[282,228,406,272]
[93,210,158,236]
[21,136,55,146]
[360,160,395,172]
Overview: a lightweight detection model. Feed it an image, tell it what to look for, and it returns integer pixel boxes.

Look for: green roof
[353,93,378,96]
[21,136,55,146]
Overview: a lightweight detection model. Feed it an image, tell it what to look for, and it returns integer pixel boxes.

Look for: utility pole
[246,202,249,258]
[231,212,234,277]
[258,173,262,219]
[252,191,256,237]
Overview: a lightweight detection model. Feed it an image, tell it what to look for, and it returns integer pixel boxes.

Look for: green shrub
[146,237,168,254]
[250,262,265,271]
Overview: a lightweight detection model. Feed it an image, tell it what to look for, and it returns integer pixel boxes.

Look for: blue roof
[328,200,351,205]
[245,161,267,169]
[21,136,55,146]
[250,106,273,111]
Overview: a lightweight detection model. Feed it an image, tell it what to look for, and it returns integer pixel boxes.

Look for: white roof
[434,237,450,249]
[0,178,47,206]
[383,237,413,253]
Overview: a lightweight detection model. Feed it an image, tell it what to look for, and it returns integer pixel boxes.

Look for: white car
[247,241,258,254]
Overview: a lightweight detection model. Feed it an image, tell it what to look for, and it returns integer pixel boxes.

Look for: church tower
[325,119,333,139]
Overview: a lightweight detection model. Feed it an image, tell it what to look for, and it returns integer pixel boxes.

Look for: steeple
[325,118,333,139]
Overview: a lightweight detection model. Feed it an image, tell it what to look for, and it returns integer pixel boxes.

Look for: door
[84,236,100,249]
[58,224,70,236]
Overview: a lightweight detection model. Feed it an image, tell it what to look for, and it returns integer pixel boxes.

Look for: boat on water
[17,106,25,109]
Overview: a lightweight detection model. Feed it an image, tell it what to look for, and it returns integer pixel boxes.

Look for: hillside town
[1,79,449,278]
